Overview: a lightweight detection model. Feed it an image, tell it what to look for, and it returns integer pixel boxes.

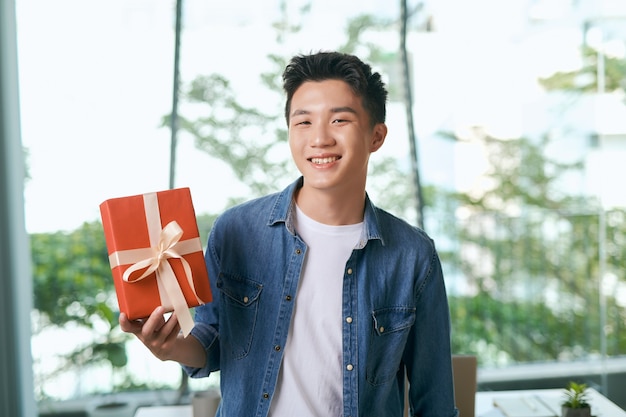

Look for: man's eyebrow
[290,106,357,118]
[330,106,357,114]
[290,108,310,118]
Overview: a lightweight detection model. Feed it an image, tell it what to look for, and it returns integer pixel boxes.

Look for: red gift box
[100,187,212,336]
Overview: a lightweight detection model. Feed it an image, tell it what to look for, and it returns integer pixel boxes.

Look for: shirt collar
[267,177,385,247]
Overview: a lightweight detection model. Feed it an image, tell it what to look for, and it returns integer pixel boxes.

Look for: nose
[310,123,334,147]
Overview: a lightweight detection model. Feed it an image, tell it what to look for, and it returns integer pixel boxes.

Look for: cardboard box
[100,187,211,336]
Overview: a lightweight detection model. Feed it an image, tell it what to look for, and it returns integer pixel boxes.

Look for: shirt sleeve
[182,226,222,378]
[404,249,459,417]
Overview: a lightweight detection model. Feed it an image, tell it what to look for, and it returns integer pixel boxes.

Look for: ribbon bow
[122,220,192,284]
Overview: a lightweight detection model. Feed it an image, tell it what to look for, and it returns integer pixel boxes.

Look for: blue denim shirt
[184,178,458,417]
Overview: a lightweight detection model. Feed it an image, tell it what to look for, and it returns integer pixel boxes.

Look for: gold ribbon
[108,192,204,337]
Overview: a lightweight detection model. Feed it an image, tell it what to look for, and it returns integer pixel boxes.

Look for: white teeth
[311,157,338,164]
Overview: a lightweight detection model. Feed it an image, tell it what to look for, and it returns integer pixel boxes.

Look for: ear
[370,123,387,153]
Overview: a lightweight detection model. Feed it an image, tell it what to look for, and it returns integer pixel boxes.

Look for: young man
[120,51,458,417]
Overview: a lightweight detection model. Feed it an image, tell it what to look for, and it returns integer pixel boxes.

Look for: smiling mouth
[309,156,340,164]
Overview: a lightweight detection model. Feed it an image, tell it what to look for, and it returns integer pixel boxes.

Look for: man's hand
[119,306,207,369]
[119,306,182,362]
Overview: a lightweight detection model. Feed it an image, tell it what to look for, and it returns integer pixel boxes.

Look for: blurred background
[5,0,626,415]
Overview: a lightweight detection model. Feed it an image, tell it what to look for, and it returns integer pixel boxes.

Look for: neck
[294,184,366,226]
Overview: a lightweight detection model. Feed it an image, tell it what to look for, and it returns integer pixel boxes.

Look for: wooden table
[476,388,625,417]
[134,405,192,417]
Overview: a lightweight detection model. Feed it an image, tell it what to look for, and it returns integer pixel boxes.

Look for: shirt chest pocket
[217,274,263,360]
[366,307,416,386]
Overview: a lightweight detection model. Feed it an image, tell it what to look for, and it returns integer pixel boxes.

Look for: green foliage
[445,133,587,212]
[172,73,292,199]
[197,212,219,245]
[272,1,311,43]
[562,382,590,409]
[65,338,127,369]
[440,131,626,365]
[339,13,393,58]
[366,156,436,225]
[450,295,563,364]
[539,45,626,93]
[31,221,115,329]
[30,221,131,399]
[161,2,311,204]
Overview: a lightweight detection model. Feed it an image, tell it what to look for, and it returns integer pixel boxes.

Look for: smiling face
[288,79,387,209]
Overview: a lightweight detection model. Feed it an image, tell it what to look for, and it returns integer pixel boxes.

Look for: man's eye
[333,118,348,124]
[291,118,309,126]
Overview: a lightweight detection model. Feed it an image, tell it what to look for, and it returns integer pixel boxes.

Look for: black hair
[282,51,388,127]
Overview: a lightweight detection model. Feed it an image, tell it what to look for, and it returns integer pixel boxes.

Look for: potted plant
[561,381,591,417]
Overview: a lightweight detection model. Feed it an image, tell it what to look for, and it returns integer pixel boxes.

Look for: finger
[119,312,144,334]
[141,306,167,337]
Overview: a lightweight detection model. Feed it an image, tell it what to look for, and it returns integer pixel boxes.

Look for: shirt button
[347,268,353,274]
[379,326,385,333]
[346,317,353,324]
[346,364,354,371]
[285,295,292,301]
[263,392,269,399]
[295,248,302,255]
[243,296,249,303]
[274,345,281,351]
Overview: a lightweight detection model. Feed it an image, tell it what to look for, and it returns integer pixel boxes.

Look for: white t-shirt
[268,205,363,417]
